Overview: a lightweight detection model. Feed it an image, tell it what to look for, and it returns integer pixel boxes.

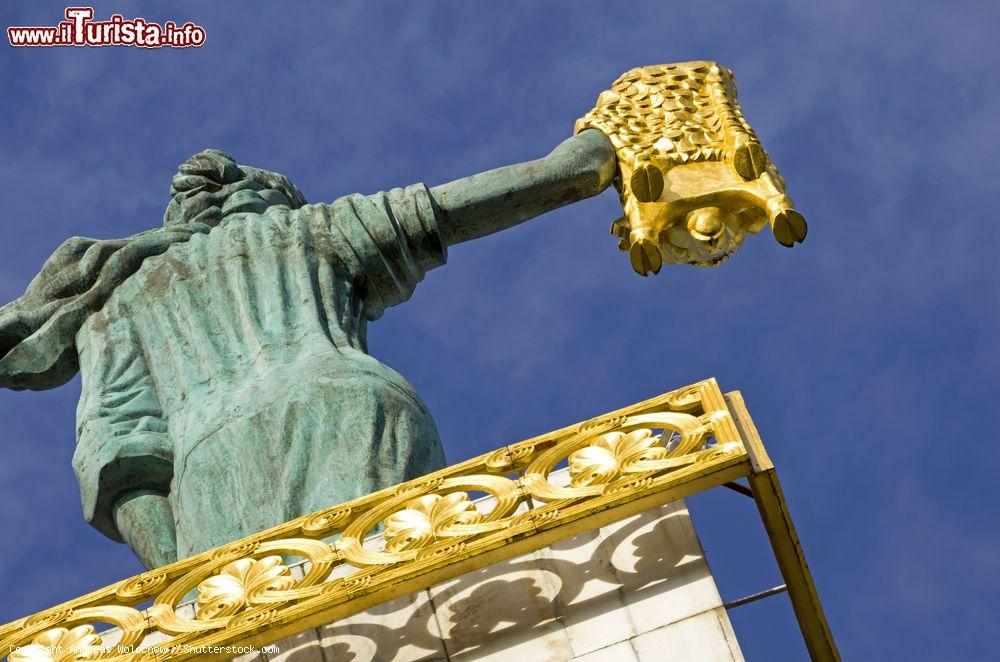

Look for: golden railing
[0,379,838,661]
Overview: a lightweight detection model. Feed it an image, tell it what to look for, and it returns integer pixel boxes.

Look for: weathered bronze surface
[0,133,616,569]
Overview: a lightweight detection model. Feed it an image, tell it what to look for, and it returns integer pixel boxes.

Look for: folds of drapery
[0,223,210,391]
[0,182,449,549]
[74,311,172,542]
[322,183,447,321]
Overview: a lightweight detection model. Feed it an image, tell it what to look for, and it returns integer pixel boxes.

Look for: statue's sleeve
[73,312,172,542]
[314,183,447,320]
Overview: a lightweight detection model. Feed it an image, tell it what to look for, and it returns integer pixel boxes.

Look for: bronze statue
[0,62,804,570]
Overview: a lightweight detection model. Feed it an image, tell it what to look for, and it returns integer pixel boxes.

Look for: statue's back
[74,187,448,559]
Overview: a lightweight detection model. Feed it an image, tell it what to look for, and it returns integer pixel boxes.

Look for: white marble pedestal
[234,492,743,662]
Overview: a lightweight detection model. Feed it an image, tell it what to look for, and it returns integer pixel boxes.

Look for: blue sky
[0,1,997,659]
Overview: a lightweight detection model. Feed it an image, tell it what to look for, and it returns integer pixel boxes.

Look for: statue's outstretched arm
[429,63,808,275]
[429,129,617,247]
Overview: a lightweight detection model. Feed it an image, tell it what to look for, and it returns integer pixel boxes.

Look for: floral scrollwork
[8,625,103,662]
[116,570,168,601]
[6,606,146,660]
[22,610,73,631]
[227,606,278,631]
[484,447,516,472]
[196,556,295,620]
[338,474,521,567]
[301,506,352,537]
[568,429,667,487]
[0,379,756,662]
[384,493,482,553]
[665,386,703,411]
[211,539,260,563]
[577,415,628,434]
[507,508,560,530]
[485,443,536,472]
[320,570,377,600]
[414,541,468,563]
[394,477,444,498]
[523,410,708,502]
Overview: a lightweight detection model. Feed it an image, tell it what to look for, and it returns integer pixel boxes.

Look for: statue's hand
[576,62,807,276]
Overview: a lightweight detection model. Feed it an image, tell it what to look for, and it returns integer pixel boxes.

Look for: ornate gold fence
[0,379,838,661]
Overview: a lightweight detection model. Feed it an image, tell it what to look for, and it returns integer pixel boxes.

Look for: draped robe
[67,184,447,557]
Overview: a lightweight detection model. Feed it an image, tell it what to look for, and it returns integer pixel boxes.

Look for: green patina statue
[0,130,618,568]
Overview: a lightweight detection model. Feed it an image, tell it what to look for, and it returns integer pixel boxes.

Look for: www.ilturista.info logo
[7,7,206,48]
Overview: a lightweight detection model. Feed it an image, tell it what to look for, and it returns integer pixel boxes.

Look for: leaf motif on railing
[8,625,103,662]
[384,492,483,553]
[0,379,753,662]
[568,429,667,487]
[195,556,295,620]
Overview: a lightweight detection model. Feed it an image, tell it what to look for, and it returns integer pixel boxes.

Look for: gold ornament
[384,492,483,552]
[195,556,295,620]
[8,625,103,662]
[0,380,836,661]
[575,62,807,275]
[568,429,666,487]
